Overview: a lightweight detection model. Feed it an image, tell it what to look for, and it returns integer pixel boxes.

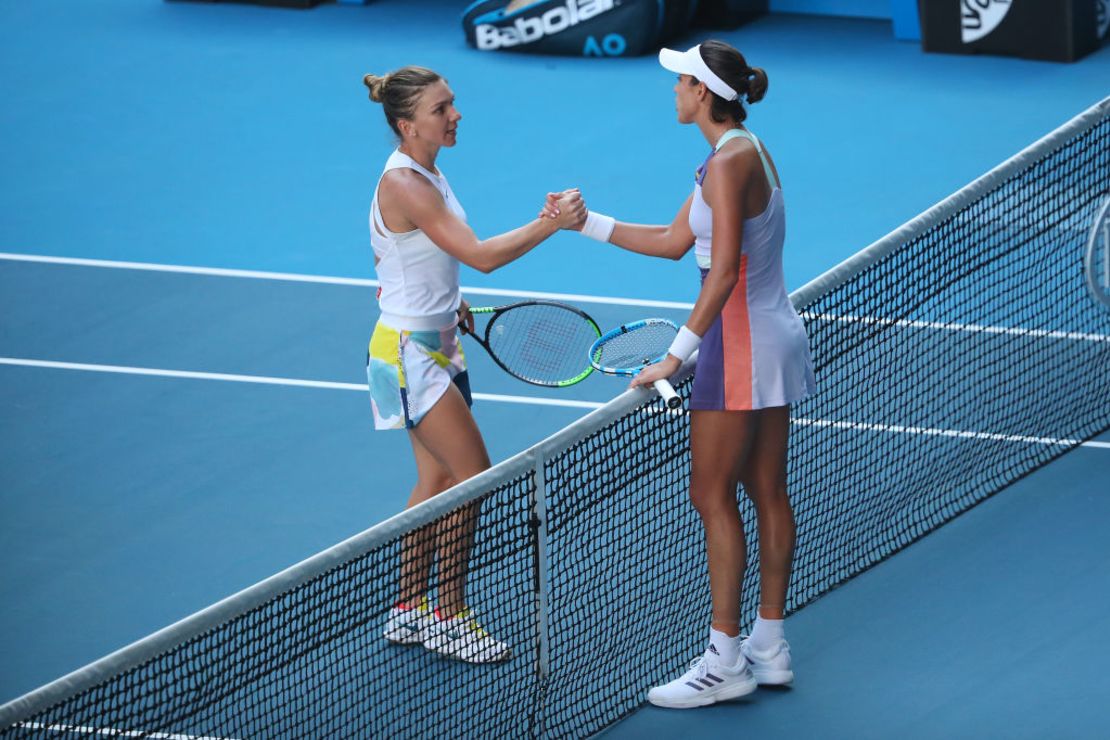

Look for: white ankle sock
[708,627,741,667]
[748,616,785,652]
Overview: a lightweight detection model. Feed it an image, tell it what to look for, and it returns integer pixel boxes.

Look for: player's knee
[740,467,784,500]
[421,472,457,495]
[689,479,735,517]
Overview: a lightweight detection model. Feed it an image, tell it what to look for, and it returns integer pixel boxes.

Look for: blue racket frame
[588,318,683,409]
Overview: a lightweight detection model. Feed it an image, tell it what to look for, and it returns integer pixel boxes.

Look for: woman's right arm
[607,194,696,261]
[383,170,583,274]
[545,193,695,261]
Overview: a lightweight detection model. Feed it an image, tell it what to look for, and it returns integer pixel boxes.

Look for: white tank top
[688,128,782,271]
[370,149,467,330]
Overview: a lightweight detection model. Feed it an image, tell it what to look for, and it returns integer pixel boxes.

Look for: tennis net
[2,97,1108,739]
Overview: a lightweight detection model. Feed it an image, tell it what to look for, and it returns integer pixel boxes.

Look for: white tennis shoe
[423,608,511,664]
[740,637,794,685]
[382,599,434,645]
[647,649,757,709]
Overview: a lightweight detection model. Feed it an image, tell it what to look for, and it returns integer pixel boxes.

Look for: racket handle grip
[652,379,682,409]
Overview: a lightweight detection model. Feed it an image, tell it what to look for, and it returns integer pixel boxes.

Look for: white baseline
[0,358,605,410]
[0,252,695,310]
[16,721,235,740]
[4,253,1107,342]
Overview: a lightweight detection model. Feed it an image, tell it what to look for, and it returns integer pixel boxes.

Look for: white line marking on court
[475,392,601,409]
[0,252,696,310]
[792,417,1104,449]
[2,357,1104,449]
[0,358,605,410]
[6,253,1107,340]
[17,721,236,740]
[802,311,1110,343]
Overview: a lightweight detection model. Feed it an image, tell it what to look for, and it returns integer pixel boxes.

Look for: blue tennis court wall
[335,1,924,40]
[770,0,921,39]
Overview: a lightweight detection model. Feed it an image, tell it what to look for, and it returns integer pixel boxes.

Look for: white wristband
[667,325,701,363]
[581,211,616,242]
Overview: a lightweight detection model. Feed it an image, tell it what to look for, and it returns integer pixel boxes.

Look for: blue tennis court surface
[603,432,1110,739]
[2,0,1108,736]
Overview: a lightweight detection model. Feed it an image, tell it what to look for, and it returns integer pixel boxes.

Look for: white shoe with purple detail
[647,646,758,709]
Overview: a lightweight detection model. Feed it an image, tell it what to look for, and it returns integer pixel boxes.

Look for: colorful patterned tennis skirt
[366,321,472,430]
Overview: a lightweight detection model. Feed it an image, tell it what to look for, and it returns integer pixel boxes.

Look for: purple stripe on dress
[695,149,715,186]
[689,268,727,410]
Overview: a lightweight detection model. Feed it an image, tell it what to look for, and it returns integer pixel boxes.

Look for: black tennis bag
[461,0,698,57]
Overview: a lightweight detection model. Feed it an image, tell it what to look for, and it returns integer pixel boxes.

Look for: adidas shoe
[647,650,757,709]
[423,608,511,664]
[740,637,794,685]
[383,598,434,646]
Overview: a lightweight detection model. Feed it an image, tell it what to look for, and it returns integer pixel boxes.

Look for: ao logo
[583,33,627,56]
[961,0,1012,44]
[1086,196,1110,309]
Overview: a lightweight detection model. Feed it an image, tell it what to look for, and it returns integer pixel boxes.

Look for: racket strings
[487,304,598,384]
[593,323,677,371]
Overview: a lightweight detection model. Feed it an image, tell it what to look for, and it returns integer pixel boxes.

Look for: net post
[528,448,552,735]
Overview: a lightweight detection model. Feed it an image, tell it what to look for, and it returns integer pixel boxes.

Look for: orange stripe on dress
[721,255,752,410]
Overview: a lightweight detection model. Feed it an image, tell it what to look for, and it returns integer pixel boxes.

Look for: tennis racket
[460,300,601,387]
[589,318,683,409]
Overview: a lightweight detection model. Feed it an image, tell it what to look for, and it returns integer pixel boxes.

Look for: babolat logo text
[960,0,1012,44]
[476,0,616,50]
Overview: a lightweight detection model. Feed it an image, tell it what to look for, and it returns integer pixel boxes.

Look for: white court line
[0,358,605,410]
[17,721,235,740]
[5,253,1108,340]
[792,417,1106,449]
[0,252,695,310]
[2,357,1105,449]
[802,311,1110,343]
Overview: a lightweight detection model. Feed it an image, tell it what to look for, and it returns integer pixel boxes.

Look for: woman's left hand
[629,355,681,390]
[551,190,587,230]
[457,299,475,335]
[539,188,584,225]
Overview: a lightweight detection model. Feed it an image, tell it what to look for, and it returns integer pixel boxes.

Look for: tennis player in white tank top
[546,40,814,707]
[362,66,585,664]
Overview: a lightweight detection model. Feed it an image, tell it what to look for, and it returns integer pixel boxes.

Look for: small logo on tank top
[960,0,1012,44]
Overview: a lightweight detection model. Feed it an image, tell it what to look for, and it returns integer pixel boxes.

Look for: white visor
[658,44,739,102]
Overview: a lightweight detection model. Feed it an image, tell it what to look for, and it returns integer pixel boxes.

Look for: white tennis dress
[687,128,816,411]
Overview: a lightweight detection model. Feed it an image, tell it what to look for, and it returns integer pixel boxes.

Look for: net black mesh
[4,116,1108,738]
[4,475,539,739]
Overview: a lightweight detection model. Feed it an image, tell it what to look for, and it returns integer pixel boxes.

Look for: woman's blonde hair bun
[363,73,388,103]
